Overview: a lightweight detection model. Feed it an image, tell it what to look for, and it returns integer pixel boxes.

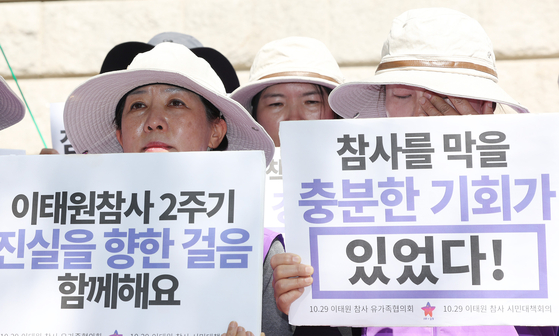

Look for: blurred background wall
[0,0,558,154]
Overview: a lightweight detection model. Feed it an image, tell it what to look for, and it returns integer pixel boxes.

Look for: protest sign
[49,102,75,154]
[280,113,559,327]
[0,151,265,334]
[264,149,284,233]
[0,148,25,155]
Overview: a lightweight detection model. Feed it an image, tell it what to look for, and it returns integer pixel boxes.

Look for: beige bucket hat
[0,76,25,131]
[64,42,275,165]
[230,36,344,114]
[329,8,529,118]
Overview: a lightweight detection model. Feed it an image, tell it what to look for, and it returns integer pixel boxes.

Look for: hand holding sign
[271,252,314,314]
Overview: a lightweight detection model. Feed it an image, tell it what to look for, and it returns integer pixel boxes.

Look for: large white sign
[0,149,25,155]
[0,151,265,334]
[280,113,559,327]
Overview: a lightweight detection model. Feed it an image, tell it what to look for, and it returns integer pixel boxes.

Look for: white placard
[0,151,265,334]
[0,148,25,155]
[49,102,76,154]
[280,113,559,327]
[264,148,284,233]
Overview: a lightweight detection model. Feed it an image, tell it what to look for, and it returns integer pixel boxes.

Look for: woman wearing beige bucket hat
[271,8,556,336]
[0,75,25,131]
[63,42,284,336]
[231,36,361,336]
[230,36,344,147]
[328,8,529,119]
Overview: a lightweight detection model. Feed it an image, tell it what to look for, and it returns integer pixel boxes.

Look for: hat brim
[64,68,274,165]
[329,70,529,119]
[0,77,25,131]
[230,76,339,114]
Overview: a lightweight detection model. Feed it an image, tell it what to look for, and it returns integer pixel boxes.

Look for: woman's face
[255,83,335,146]
[385,84,490,117]
[116,84,226,153]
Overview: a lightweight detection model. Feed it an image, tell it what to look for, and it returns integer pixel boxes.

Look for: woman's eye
[169,99,185,107]
[394,94,412,99]
[269,102,283,107]
[129,102,146,110]
[306,100,321,105]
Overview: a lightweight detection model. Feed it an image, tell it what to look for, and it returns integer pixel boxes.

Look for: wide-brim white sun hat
[64,42,275,165]
[329,8,529,119]
[230,36,344,114]
[0,76,25,131]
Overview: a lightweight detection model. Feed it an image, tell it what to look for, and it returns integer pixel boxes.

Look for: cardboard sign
[280,113,559,327]
[0,151,265,334]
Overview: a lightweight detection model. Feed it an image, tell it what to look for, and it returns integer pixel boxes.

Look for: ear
[116,129,123,147]
[207,118,227,149]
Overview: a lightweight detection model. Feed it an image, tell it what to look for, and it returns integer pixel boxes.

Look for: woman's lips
[143,142,172,152]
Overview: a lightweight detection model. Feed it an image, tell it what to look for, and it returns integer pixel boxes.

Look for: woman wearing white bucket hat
[63,42,282,336]
[271,8,556,336]
[64,42,274,160]
[0,76,25,131]
[230,36,344,147]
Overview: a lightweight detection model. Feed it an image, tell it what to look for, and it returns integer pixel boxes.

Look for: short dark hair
[114,83,228,151]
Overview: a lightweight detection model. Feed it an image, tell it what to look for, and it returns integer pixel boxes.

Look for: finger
[274,275,313,310]
[274,270,313,295]
[275,278,311,314]
[421,92,459,116]
[225,321,238,336]
[236,327,246,336]
[482,101,495,114]
[418,95,443,116]
[270,253,301,270]
[40,148,60,155]
[272,263,314,288]
[447,96,479,115]
[413,102,429,117]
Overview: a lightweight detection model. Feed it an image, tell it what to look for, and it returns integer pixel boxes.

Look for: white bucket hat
[329,8,529,118]
[64,42,275,165]
[230,36,344,113]
[0,76,25,131]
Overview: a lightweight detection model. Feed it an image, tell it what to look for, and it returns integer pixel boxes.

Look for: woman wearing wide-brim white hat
[0,76,25,131]
[230,36,344,147]
[63,42,280,336]
[64,42,274,166]
[329,7,529,119]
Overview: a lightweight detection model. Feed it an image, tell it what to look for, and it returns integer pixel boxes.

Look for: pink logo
[421,302,436,317]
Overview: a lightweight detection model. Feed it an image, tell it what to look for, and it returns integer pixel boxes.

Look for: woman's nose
[144,106,168,132]
[285,104,304,121]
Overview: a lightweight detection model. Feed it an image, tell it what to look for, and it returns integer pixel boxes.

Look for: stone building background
[0,0,557,154]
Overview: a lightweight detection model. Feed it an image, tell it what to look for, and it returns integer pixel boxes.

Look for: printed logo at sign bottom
[422,302,435,320]
[110,331,122,336]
